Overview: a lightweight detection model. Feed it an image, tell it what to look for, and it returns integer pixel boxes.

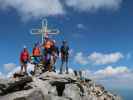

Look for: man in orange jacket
[43,37,54,72]
[31,42,41,74]
[32,42,41,64]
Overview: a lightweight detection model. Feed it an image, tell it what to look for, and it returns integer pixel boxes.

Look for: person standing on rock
[60,40,69,74]
[20,46,30,75]
[43,36,54,72]
[51,40,59,72]
[31,42,41,74]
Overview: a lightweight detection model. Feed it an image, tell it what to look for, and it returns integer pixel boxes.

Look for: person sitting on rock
[20,46,30,75]
[59,40,69,74]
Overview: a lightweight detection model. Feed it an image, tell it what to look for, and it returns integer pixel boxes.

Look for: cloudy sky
[0,0,133,93]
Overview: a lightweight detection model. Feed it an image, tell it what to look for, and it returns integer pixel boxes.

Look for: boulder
[14,90,44,100]
[0,89,70,100]
[0,76,32,95]
[63,84,81,100]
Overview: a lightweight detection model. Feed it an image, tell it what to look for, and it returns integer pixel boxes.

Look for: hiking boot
[30,71,35,76]
[59,72,62,74]
[24,72,28,76]
[66,71,69,74]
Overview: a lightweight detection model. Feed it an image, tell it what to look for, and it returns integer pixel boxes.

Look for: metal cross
[30,18,60,44]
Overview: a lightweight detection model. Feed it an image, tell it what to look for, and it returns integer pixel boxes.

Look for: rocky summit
[0,72,121,100]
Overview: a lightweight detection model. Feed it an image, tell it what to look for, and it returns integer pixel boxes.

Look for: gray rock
[63,84,81,100]
[0,89,70,100]
[14,90,44,100]
[0,72,121,100]
[0,76,32,95]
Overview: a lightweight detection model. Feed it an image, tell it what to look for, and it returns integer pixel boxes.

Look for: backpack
[44,40,52,49]
[33,47,40,56]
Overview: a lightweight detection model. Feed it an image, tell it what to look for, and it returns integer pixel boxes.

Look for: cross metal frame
[30,18,60,44]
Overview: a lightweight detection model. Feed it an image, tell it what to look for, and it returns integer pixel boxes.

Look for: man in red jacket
[20,46,30,75]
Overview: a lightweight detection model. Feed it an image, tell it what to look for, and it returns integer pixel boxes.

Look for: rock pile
[0,72,121,100]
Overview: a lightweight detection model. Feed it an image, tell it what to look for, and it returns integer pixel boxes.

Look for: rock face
[0,72,121,100]
[0,76,33,95]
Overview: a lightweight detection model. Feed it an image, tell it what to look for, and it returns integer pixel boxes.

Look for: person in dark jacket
[60,40,69,74]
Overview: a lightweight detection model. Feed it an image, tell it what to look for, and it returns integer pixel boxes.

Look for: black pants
[60,55,68,74]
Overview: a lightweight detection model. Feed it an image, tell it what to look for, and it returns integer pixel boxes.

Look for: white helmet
[23,45,27,49]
